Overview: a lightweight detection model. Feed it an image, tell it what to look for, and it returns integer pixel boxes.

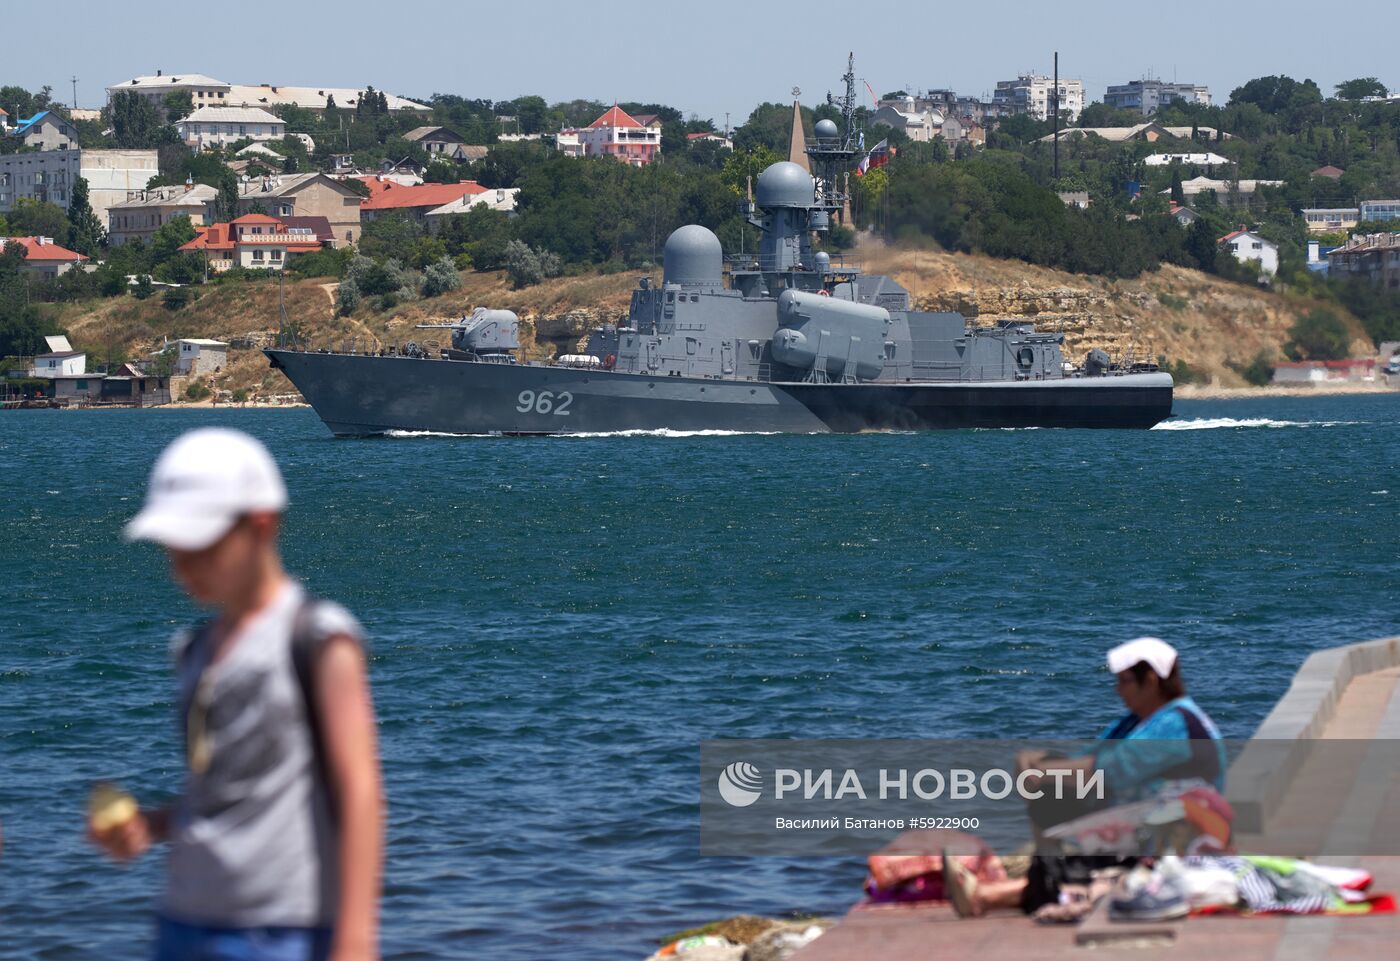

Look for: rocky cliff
[858,244,1371,383]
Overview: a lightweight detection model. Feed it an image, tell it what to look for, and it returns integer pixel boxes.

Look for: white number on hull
[516,390,573,415]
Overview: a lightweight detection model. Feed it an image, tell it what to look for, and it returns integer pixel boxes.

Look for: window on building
[271,249,282,261]
[252,249,264,261]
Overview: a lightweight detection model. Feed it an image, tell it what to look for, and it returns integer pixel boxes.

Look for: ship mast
[810,52,859,220]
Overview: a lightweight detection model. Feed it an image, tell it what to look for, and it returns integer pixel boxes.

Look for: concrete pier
[791,637,1400,961]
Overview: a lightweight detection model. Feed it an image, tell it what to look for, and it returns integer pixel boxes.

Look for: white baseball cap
[1107,637,1178,679]
[124,428,288,550]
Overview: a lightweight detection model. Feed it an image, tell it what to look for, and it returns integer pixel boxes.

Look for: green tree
[1334,78,1387,101]
[1185,216,1219,272]
[720,145,783,196]
[336,276,361,315]
[421,256,463,296]
[503,240,560,287]
[1285,308,1353,360]
[0,242,60,356]
[422,158,460,184]
[66,177,106,255]
[107,91,175,148]
[150,215,197,265]
[0,84,54,124]
[8,199,69,239]
[1169,168,1185,206]
[359,213,423,262]
[1076,102,1147,128]
[1228,76,1323,115]
[508,95,549,134]
[163,90,194,123]
[436,205,516,269]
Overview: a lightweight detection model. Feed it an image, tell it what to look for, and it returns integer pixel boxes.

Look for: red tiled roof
[589,105,641,129]
[359,180,487,211]
[351,175,398,198]
[1,236,85,262]
[180,220,321,252]
[1219,229,1270,244]
[181,224,234,251]
[687,131,726,141]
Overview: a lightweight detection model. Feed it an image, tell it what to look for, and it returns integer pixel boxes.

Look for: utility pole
[70,75,78,110]
[1052,52,1060,180]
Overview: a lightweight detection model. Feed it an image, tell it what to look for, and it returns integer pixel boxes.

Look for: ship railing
[726,253,864,274]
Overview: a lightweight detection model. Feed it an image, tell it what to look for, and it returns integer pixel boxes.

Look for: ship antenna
[826,51,858,150]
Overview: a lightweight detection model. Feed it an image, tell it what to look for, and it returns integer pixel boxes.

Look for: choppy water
[3,395,1398,960]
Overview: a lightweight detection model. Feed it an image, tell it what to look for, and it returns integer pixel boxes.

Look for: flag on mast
[856,138,892,177]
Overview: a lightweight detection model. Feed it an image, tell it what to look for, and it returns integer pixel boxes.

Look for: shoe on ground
[1108,866,1188,922]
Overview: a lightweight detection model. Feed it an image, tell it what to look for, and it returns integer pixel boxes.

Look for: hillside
[51,244,1370,400]
[859,243,1374,383]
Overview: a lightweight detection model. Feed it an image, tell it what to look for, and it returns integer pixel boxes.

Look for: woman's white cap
[1107,637,1178,679]
[124,428,287,550]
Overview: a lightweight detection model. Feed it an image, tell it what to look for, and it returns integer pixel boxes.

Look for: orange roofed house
[579,105,660,166]
[180,213,327,272]
[0,236,88,278]
[356,178,491,229]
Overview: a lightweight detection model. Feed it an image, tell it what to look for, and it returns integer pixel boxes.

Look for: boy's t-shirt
[163,580,362,928]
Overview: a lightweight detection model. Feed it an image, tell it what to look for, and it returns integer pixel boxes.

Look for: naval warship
[267,106,1172,436]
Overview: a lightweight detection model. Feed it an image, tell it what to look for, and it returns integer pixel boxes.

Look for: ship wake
[1150,417,1361,431]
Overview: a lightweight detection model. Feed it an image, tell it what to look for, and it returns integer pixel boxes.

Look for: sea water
[2,395,1398,960]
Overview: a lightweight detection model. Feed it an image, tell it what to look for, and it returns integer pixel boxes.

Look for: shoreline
[1176,382,1398,399]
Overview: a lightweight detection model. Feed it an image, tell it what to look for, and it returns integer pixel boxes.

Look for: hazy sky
[11,1,1400,124]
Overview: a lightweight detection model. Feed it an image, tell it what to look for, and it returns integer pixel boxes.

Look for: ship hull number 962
[516,390,573,416]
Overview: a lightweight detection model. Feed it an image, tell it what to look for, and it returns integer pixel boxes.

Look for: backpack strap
[176,620,215,759]
[290,596,339,822]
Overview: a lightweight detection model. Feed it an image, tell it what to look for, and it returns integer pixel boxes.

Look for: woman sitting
[945,637,1226,917]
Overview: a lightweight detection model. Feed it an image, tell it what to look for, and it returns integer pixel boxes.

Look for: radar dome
[814,118,839,141]
[663,224,723,286]
[756,161,815,208]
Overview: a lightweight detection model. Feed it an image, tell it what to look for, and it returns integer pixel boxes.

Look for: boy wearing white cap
[89,428,384,961]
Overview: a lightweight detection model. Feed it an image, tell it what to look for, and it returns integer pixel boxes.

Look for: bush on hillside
[1285,308,1352,360]
[421,257,463,297]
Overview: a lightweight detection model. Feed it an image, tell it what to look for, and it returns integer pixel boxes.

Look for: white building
[575,106,661,166]
[1302,208,1360,234]
[1166,176,1285,199]
[554,129,585,157]
[177,107,286,149]
[1220,229,1278,278]
[225,83,429,114]
[30,336,85,376]
[1105,79,1211,116]
[993,74,1084,122]
[870,101,941,142]
[106,74,429,114]
[425,187,520,230]
[175,339,229,375]
[0,148,160,227]
[107,73,233,109]
[1359,200,1400,222]
[1143,152,1232,167]
[107,183,219,246]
